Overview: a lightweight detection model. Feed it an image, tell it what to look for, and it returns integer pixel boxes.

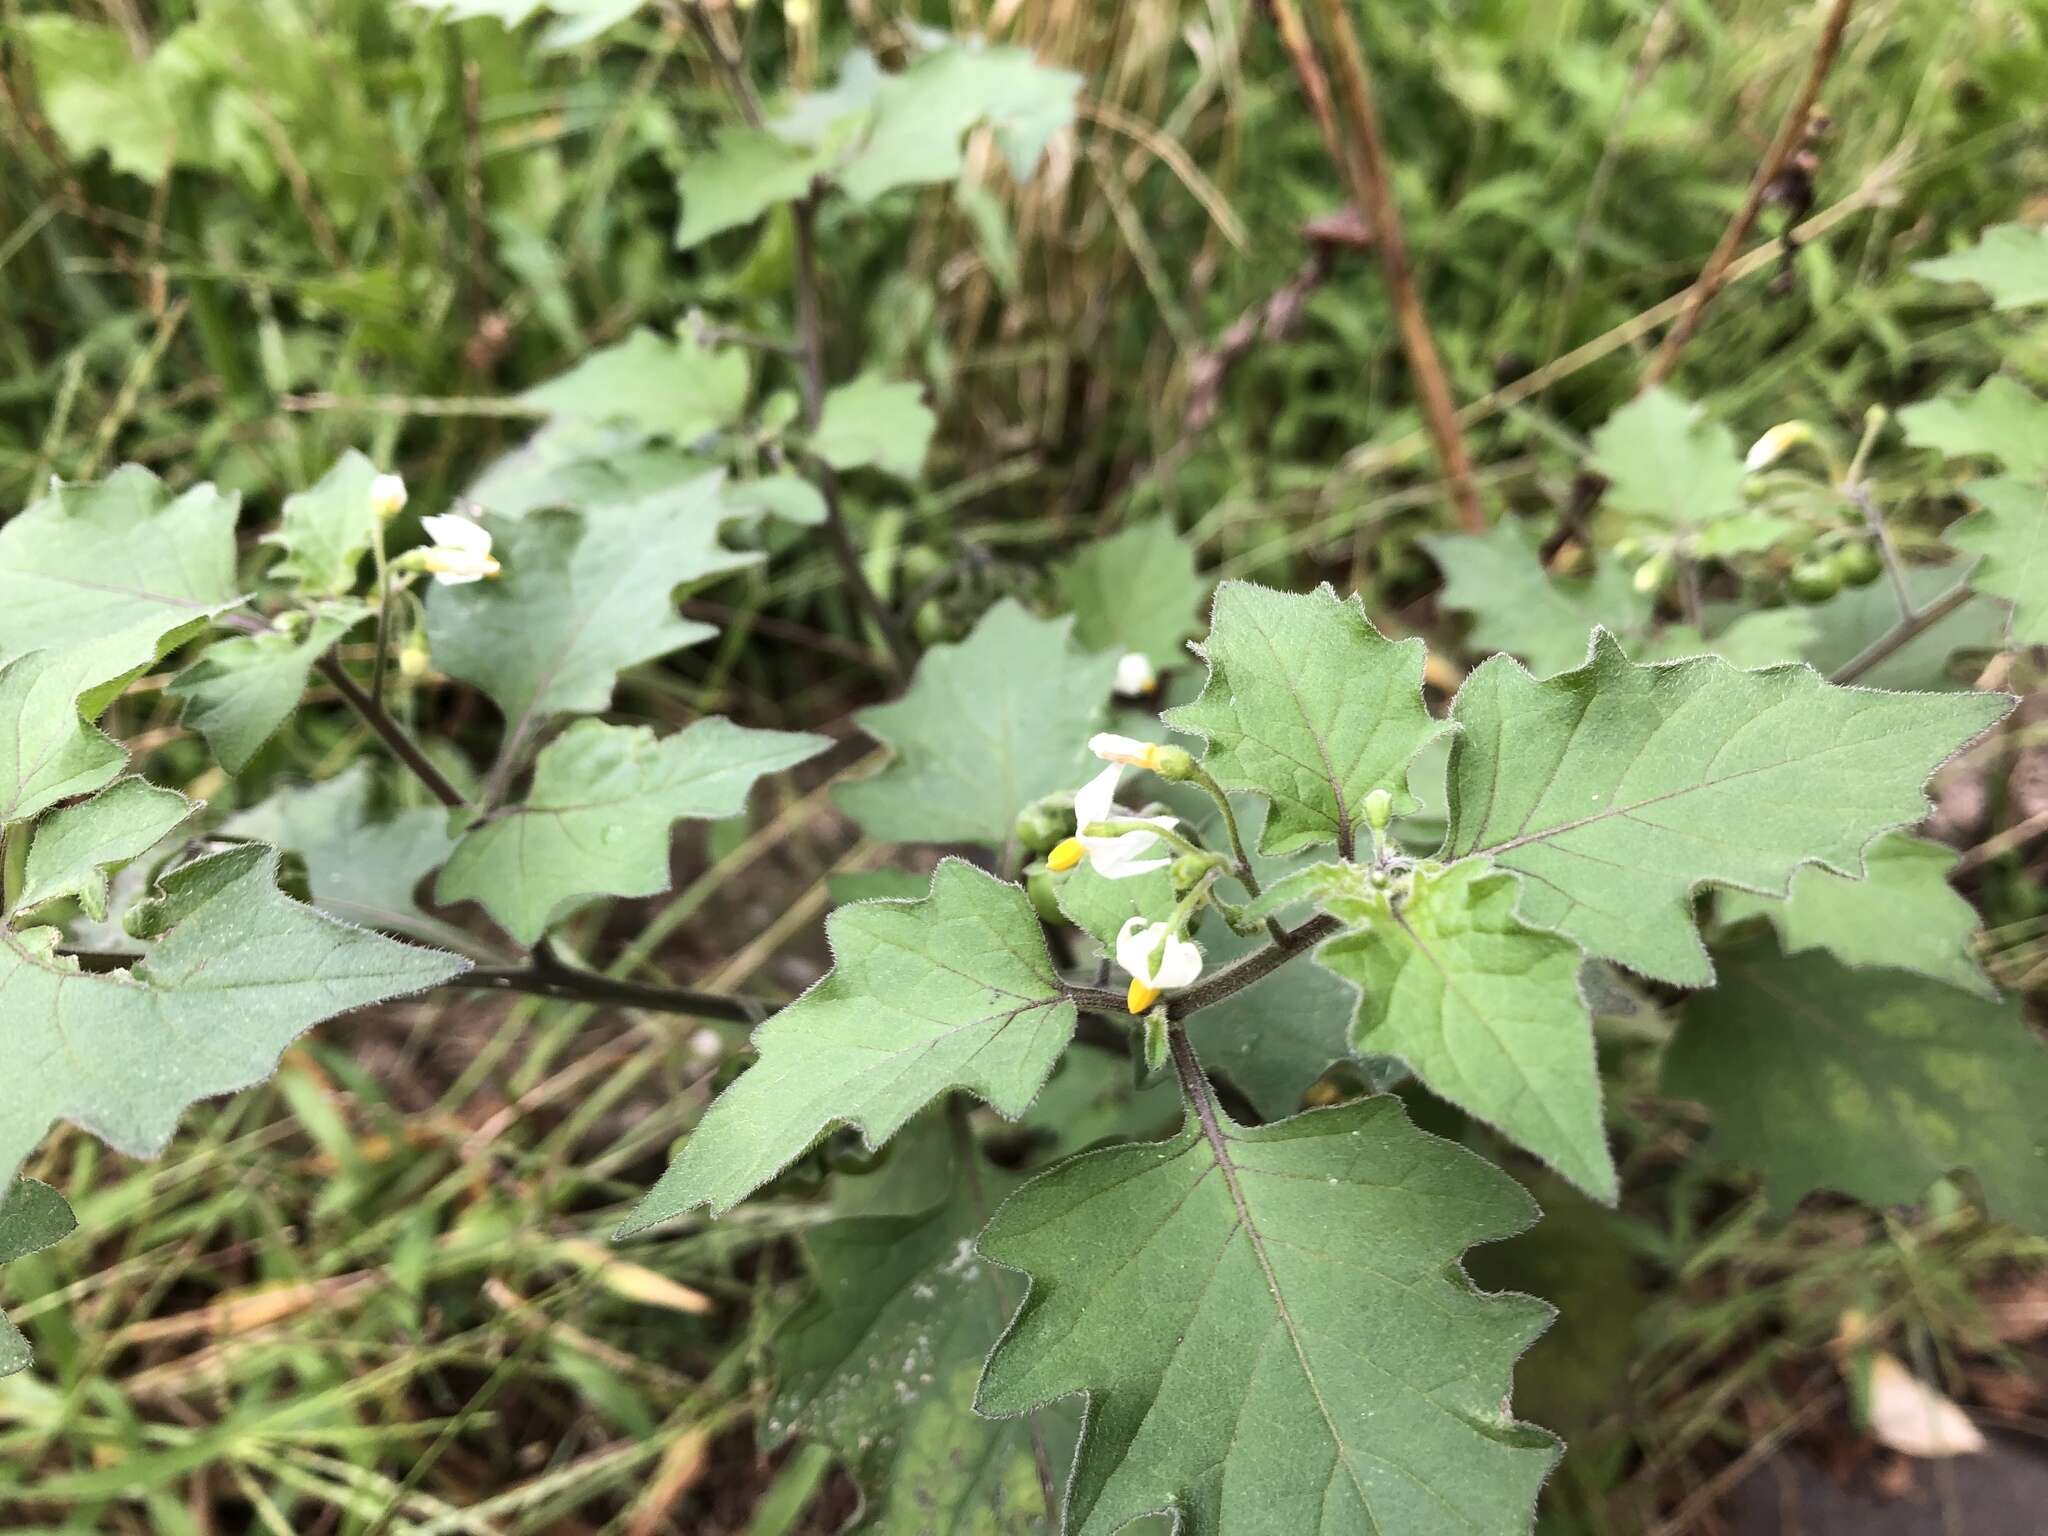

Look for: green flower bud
[1013,792,1078,856]
[1362,787,1394,833]
[1171,852,1220,893]
[1147,744,1198,781]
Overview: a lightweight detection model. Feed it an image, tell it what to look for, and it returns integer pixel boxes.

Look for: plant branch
[1827,581,1971,686]
[314,653,470,810]
[1285,0,1487,533]
[1061,911,1341,1023]
[457,966,774,1024]
[1843,480,1917,622]
[1640,0,1855,387]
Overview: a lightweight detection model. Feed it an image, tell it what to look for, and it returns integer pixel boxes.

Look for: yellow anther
[1127,977,1162,1015]
[1047,838,1085,873]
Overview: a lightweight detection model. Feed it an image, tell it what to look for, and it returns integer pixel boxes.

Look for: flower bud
[1744,421,1815,473]
[1013,792,1077,856]
[1148,744,1197,781]
[1362,787,1394,832]
[369,472,408,520]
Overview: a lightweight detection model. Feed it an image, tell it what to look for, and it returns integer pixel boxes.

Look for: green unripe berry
[1830,541,1884,589]
[1025,868,1065,925]
[1787,557,1841,603]
[1170,852,1220,892]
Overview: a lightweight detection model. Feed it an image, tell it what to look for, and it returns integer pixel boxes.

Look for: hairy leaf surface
[837,601,1118,849]
[1666,937,2048,1230]
[977,1095,1557,1536]
[0,846,464,1188]
[1444,633,2007,984]
[19,778,194,919]
[624,862,1073,1228]
[1589,389,1745,530]
[438,717,829,945]
[169,606,365,772]
[1167,582,1446,855]
[226,764,465,949]
[0,652,125,824]
[1318,862,1614,1200]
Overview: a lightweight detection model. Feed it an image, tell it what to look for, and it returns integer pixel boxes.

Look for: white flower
[1115,916,1203,1014]
[418,513,501,585]
[1046,764,1176,879]
[1089,732,1166,771]
[369,472,409,520]
[1114,652,1159,698]
[1744,420,1814,472]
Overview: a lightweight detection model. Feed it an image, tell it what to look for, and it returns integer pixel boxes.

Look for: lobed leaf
[1423,521,1645,677]
[1717,832,1993,998]
[1588,389,1745,531]
[1913,223,2048,310]
[1948,478,2048,644]
[169,606,366,772]
[1665,936,2048,1231]
[18,778,194,920]
[1443,632,2008,984]
[0,652,125,825]
[519,327,750,445]
[1317,861,1615,1200]
[837,601,1119,849]
[1898,375,2048,479]
[623,861,1074,1229]
[810,374,936,481]
[1167,582,1447,855]
[426,475,757,759]
[437,717,830,945]
[264,450,379,597]
[0,845,465,1190]
[977,1094,1557,1536]
[1053,518,1208,673]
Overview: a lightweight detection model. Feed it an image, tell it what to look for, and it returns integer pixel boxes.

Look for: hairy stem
[314,652,470,810]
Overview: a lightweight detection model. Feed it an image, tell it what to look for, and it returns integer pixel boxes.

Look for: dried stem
[1283,0,1487,533]
[1640,0,1856,388]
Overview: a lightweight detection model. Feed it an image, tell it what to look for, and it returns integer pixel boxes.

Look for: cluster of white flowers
[1047,732,1206,1013]
[368,472,502,585]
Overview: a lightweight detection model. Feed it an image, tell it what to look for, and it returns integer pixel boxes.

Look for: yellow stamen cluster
[1047,837,1085,873]
[1127,978,1161,1014]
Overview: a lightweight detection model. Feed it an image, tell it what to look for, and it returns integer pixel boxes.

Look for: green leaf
[1053,519,1208,669]
[1634,608,1819,670]
[0,467,244,710]
[1,1179,76,1378]
[224,763,465,949]
[20,18,175,182]
[1589,388,1746,530]
[0,845,465,1189]
[1167,582,1447,855]
[836,601,1118,849]
[622,861,1073,1228]
[519,328,750,445]
[1948,478,2048,644]
[1423,521,1645,676]
[0,651,124,825]
[769,1139,1071,1534]
[1914,223,2048,310]
[1317,861,1614,1199]
[1898,375,2048,479]
[406,0,645,52]
[169,606,366,773]
[1717,832,1993,999]
[464,420,713,518]
[841,43,1079,200]
[1443,632,2008,985]
[976,1095,1557,1536]
[437,717,829,946]
[19,778,194,920]
[1799,566,2008,691]
[810,374,936,481]
[264,450,378,598]
[674,129,831,250]
[722,472,828,527]
[427,476,757,755]
[1665,936,2048,1230]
